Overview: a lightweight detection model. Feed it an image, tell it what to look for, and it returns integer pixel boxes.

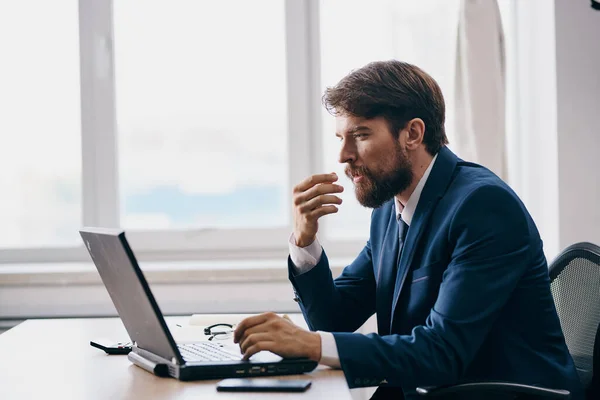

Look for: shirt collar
[395,152,439,226]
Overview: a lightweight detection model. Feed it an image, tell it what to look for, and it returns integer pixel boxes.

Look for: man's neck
[395,152,434,206]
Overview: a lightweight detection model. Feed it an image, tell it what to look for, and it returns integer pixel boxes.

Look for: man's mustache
[345,165,371,180]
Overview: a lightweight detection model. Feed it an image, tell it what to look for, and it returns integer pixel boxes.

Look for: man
[233,60,583,399]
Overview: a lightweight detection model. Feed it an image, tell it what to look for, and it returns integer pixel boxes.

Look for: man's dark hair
[323,60,448,155]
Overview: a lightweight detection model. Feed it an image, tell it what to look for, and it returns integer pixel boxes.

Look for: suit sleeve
[288,241,376,333]
[332,185,533,389]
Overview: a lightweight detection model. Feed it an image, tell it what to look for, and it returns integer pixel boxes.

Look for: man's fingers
[242,341,277,361]
[299,194,343,213]
[240,332,272,354]
[294,183,344,206]
[233,312,275,343]
[237,322,272,347]
[309,205,339,219]
[294,173,338,193]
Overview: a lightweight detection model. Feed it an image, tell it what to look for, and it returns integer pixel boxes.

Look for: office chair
[416,242,600,399]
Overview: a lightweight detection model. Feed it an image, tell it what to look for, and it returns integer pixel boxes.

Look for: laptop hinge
[128,351,170,377]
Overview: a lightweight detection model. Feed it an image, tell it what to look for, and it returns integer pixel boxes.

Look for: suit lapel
[389,147,459,329]
[389,200,437,331]
[376,206,400,335]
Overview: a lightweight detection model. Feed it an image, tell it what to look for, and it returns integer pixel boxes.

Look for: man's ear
[404,118,425,150]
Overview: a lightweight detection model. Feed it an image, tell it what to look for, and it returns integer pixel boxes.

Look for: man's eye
[353,133,368,139]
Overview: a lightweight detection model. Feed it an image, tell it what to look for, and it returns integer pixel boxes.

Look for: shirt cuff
[317,331,341,368]
[288,233,323,274]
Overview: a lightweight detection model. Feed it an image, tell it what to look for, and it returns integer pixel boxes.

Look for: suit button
[293,296,300,302]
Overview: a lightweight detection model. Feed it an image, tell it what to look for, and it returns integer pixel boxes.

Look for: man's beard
[345,144,413,209]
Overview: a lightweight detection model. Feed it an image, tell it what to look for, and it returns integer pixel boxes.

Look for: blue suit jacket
[289,146,583,398]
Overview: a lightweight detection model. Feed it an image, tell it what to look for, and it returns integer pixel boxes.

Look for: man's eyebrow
[348,125,371,134]
[335,125,372,138]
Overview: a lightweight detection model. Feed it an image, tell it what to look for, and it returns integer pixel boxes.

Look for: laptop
[79,227,318,381]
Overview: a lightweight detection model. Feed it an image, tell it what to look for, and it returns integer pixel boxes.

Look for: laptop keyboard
[178,342,242,362]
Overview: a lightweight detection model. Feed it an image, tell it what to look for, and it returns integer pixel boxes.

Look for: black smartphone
[90,339,132,355]
[216,378,312,393]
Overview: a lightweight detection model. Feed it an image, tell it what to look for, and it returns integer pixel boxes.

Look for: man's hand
[293,173,344,247]
[233,312,322,362]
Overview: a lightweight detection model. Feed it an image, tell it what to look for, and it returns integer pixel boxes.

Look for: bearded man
[233,60,583,400]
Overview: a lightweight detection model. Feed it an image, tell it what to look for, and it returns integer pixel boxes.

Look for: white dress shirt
[288,153,439,368]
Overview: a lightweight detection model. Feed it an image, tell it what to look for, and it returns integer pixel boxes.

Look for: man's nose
[338,141,356,164]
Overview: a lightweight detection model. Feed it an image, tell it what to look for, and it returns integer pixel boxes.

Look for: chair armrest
[416,382,570,399]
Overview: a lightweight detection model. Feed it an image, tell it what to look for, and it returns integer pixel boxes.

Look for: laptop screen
[80,228,183,364]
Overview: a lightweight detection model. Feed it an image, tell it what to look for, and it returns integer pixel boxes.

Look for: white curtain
[454,0,507,179]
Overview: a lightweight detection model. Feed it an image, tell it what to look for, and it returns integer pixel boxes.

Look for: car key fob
[90,339,133,355]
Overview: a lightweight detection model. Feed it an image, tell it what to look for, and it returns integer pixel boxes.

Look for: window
[113,0,289,231]
[319,0,460,240]
[0,1,81,249]
[2,0,516,263]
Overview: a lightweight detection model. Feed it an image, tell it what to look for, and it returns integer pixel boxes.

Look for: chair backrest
[549,242,600,399]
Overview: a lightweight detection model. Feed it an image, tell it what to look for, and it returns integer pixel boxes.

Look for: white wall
[509,0,560,259]
[555,1,600,250]
[510,1,600,259]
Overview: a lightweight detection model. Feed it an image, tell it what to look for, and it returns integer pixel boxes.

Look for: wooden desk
[0,315,352,399]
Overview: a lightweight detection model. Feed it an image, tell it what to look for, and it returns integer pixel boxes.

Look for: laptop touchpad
[220,343,284,362]
[249,351,283,363]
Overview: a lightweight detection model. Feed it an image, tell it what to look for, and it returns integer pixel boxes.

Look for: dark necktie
[396,217,409,266]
